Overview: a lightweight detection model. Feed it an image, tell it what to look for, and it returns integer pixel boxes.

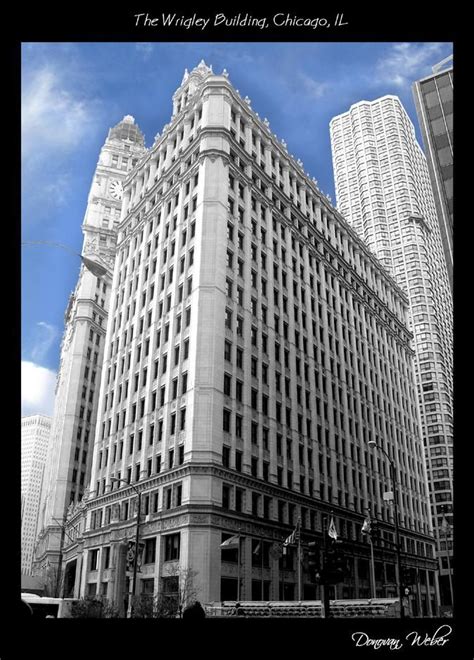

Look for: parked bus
[21,593,78,618]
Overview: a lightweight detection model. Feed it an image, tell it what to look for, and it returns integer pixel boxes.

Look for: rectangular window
[222,484,231,509]
[103,546,111,569]
[235,488,244,512]
[164,533,180,561]
[223,445,230,468]
[89,549,99,571]
[235,450,242,472]
[223,408,231,432]
[236,348,243,369]
[236,380,243,402]
[144,538,156,564]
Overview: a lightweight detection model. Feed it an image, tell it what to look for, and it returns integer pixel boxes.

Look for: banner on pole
[126,541,145,572]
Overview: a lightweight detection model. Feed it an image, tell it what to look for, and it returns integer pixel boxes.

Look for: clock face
[109,179,123,200]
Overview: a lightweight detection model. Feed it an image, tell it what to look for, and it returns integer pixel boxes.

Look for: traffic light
[370,519,381,543]
[322,542,346,584]
[402,566,414,587]
[307,541,320,583]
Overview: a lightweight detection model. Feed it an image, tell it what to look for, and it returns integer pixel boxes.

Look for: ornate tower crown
[107,115,145,146]
[173,60,214,115]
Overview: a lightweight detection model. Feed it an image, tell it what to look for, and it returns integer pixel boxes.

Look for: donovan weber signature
[351,625,452,651]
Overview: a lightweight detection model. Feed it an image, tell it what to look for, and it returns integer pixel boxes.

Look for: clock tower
[34,116,146,585]
[82,114,146,272]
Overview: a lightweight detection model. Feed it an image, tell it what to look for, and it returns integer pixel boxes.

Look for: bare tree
[131,566,200,618]
[177,566,200,609]
[42,564,64,597]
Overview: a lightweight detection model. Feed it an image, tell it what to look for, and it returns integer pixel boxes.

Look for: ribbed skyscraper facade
[330,95,453,606]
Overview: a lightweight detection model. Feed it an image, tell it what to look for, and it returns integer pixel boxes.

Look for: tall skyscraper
[33,116,147,579]
[412,56,453,292]
[330,95,453,606]
[21,415,52,575]
[59,64,438,615]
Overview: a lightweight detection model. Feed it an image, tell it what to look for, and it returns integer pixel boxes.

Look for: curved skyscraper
[330,95,453,607]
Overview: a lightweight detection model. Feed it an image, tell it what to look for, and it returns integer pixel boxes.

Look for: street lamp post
[440,506,454,609]
[22,241,108,277]
[368,440,405,619]
[110,477,142,618]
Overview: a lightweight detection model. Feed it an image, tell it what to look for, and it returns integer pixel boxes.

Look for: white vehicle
[21,593,78,618]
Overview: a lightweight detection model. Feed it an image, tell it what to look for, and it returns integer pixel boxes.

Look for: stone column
[242,536,251,600]
[281,163,290,197]
[182,119,192,147]
[433,567,441,616]
[73,552,83,599]
[79,548,89,598]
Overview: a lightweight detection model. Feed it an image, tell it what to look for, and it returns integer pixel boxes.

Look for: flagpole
[297,517,302,601]
[282,551,285,601]
[369,535,376,599]
[442,513,454,608]
[366,508,376,599]
[322,515,330,618]
[237,527,241,602]
[261,538,264,601]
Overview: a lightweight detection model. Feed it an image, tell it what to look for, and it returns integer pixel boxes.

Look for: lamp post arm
[22,240,108,277]
[386,456,404,618]
[369,442,404,618]
[22,240,81,257]
[111,477,140,497]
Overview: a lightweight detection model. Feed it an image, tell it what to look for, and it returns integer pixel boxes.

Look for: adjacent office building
[412,55,453,293]
[330,95,453,606]
[21,415,52,575]
[33,116,147,579]
[60,63,438,615]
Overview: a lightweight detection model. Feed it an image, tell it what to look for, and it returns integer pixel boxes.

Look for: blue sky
[21,41,453,416]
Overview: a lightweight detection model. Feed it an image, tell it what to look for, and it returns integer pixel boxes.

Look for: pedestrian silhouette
[182,601,206,619]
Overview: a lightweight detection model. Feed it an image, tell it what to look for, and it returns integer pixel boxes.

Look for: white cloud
[31,322,59,362]
[21,361,57,417]
[21,62,101,219]
[135,43,155,60]
[374,42,449,88]
[22,66,94,158]
[298,72,329,99]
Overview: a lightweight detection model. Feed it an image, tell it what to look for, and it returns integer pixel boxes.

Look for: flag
[441,516,450,534]
[361,514,371,535]
[328,516,338,540]
[253,542,261,555]
[220,534,240,548]
[126,541,145,572]
[283,525,300,546]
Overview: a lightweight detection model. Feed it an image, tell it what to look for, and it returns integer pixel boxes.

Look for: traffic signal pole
[322,517,331,618]
[297,517,302,601]
[369,536,376,599]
